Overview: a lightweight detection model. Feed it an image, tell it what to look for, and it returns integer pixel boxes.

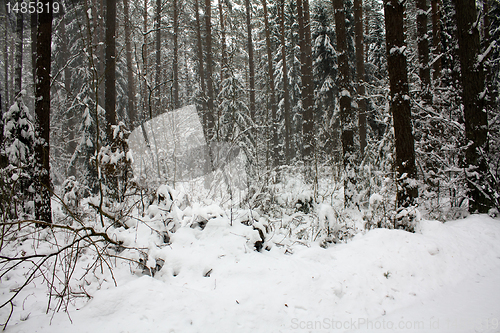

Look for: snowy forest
[0,0,500,331]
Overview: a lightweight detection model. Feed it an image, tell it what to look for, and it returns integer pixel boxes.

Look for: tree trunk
[105,0,117,143]
[354,0,367,154]
[384,0,418,209]
[205,0,215,141]
[218,0,227,81]
[195,0,206,98]
[194,0,207,136]
[123,0,137,127]
[0,12,3,159]
[155,0,162,113]
[34,0,53,223]
[482,0,494,112]
[453,0,489,213]
[31,13,37,87]
[15,13,23,96]
[334,0,358,206]
[417,0,432,104]
[297,0,315,162]
[280,0,291,164]
[143,0,150,119]
[263,0,278,167]
[173,0,180,109]
[245,0,256,121]
[3,13,9,118]
[94,0,105,107]
[431,0,442,83]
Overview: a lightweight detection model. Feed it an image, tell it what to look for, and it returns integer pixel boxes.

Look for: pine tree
[383,0,418,214]
[312,2,338,157]
[453,0,490,213]
[297,0,315,165]
[14,12,23,96]
[259,0,278,167]
[354,0,367,154]
[123,0,137,128]
[417,0,431,104]
[105,0,117,143]
[34,0,53,223]
[333,0,358,206]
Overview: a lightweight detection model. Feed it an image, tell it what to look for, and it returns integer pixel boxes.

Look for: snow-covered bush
[97,122,133,202]
[61,176,85,216]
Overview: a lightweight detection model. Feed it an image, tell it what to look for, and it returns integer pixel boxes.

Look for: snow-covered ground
[3,212,500,333]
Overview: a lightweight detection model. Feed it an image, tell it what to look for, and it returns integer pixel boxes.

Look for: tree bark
[354,0,367,154]
[105,0,117,143]
[280,0,291,164]
[431,0,442,83]
[205,0,215,141]
[155,0,162,113]
[384,0,418,209]
[195,0,206,99]
[123,0,137,127]
[417,0,432,104]
[173,0,180,109]
[245,0,256,121]
[453,0,489,213]
[94,0,105,107]
[262,0,278,167]
[297,0,315,162]
[3,12,9,117]
[218,0,227,81]
[143,0,150,119]
[31,12,37,87]
[15,13,23,96]
[34,0,53,223]
[334,0,358,206]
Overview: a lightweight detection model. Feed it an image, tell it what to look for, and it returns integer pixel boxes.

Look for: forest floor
[3,204,500,332]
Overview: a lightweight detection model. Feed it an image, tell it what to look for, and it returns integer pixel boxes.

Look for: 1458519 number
[7,1,60,14]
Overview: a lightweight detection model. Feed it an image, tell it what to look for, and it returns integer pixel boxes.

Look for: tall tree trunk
[334,0,358,206]
[0,8,4,160]
[123,0,137,127]
[384,0,418,210]
[245,0,256,121]
[143,0,150,119]
[482,0,494,112]
[94,0,105,107]
[34,0,53,223]
[431,0,442,83]
[218,0,227,81]
[280,0,291,164]
[195,0,206,97]
[31,13,37,87]
[3,13,9,119]
[205,0,215,142]
[155,0,162,113]
[417,0,432,104]
[15,13,23,95]
[453,0,489,213]
[173,0,180,109]
[105,0,117,143]
[263,0,278,167]
[194,0,207,131]
[297,0,315,163]
[354,0,367,154]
